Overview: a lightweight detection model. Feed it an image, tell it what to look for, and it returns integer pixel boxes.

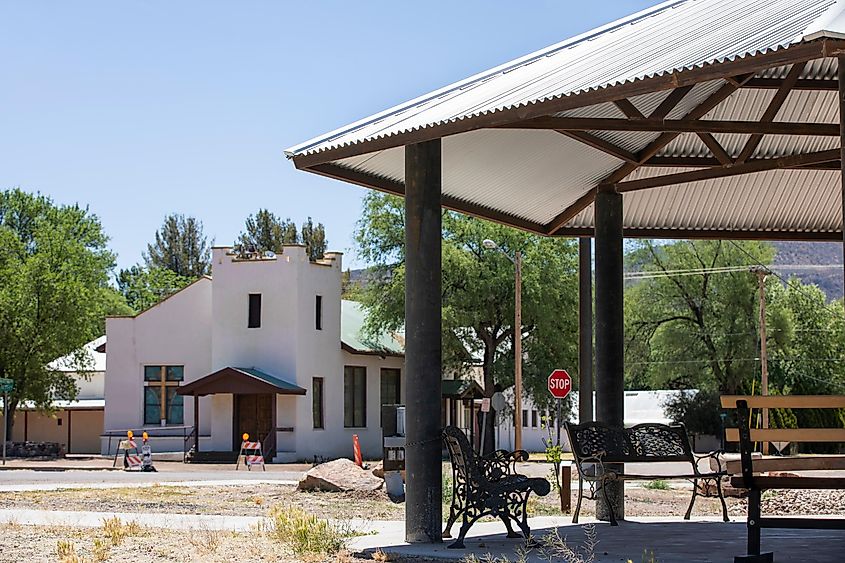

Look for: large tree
[236,209,327,261]
[144,213,211,277]
[0,189,130,433]
[116,265,195,313]
[624,240,775,394]
[355,193,578,452]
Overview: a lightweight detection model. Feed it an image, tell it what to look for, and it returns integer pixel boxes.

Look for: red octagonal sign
[547,369,572,399]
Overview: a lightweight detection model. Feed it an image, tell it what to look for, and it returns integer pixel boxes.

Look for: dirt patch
[0,521,390,562]
[0,482,748,521]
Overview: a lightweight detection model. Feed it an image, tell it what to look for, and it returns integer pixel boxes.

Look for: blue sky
[0,1,654,271]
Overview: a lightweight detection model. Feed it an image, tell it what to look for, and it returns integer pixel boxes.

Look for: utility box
[381,404,406,472]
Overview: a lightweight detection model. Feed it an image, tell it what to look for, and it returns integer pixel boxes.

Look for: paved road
[0,460,306,490]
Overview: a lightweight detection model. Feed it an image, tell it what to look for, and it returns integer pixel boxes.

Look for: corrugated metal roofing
[341,300,404,355]
[287,0,841,158]
[288,0,845,238]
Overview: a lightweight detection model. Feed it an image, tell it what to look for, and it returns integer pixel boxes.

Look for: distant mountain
[772,241,843,301]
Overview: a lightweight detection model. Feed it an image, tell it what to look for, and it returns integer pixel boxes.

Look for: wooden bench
[442,425,550,549]
[565,421,728,526]
[721,395,845,563]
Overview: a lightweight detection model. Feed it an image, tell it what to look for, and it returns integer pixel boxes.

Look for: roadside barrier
[235,433,265,471]
[352,434,363,467]
[113,431,142,470]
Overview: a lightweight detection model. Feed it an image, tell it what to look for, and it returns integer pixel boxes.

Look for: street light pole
[752,266,769,455]
[514,251,523,452]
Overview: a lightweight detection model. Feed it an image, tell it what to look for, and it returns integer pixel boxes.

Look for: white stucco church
[102,245,405,461]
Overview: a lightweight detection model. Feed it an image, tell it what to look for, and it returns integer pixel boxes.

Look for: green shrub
[269,505,347,556]
[643,479,669,490]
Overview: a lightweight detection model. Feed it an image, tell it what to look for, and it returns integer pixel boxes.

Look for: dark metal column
[578,237,594,423]
[594,187,625,521]
[839,56,845,296]
[404,139,443,543]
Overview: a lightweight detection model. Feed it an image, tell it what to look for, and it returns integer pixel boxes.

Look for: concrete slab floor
[349,516,845,563]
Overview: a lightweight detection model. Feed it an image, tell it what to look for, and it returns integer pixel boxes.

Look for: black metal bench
[565,421,728,526]
[442,425,550,549]
[722,395,845,563]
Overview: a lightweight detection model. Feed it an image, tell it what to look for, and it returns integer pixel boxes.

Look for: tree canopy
[236,209,327,261]
[144,213,211,277]
[116,265,195,313]
[0,189,130,428]
[355,192,579,418]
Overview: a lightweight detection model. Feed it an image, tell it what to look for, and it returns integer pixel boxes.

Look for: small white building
[2,336,107,454]
[102,245,404,461]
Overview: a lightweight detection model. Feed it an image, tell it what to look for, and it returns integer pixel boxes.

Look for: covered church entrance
[234,393,273,451]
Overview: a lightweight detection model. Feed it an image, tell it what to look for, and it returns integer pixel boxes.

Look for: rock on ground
[297,458,384,493]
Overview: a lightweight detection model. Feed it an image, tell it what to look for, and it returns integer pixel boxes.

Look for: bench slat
[720,395,845,409]
[730,475,845,489]
[725,455,845,474]
[724,428,845,443]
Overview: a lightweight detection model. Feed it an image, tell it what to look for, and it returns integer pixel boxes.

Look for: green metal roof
[441,378,485,399]
[341,300,404,356]
[232,367,306,394]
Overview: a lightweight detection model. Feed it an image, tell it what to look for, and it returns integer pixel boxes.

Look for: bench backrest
[565,421,693,464]
[721,395,845,486]
[720,395,845,444]
[443,425,485,489]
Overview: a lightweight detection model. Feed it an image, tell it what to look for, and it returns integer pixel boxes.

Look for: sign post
[0,378,14,466]
[479,397,491,455]
[547,369,572,445]
[547,369,572,513]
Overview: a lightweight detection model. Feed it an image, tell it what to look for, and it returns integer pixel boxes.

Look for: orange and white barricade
[113,431,142,470]
[236,433,265,471]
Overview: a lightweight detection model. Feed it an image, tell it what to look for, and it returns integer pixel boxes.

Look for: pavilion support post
[579,237,594,423]
[839,56,845,297]
[404,139,443,544]
[594,188,625,522]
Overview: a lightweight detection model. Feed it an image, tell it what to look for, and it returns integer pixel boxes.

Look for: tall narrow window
[312,377,324,429]
[522,409,529,428]
[532,410,539,428]
[344,366,366,427]
[144,365,184,425]
[380,368,401,427]
[315,295,323,330]
[248,294,262,328]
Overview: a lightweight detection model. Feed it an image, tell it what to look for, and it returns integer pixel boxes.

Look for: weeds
[187,527,224,555]
[92,538,110,562]
[643,480,669,491]
[269,505,348,557]
[101,516,142,546]
[56,540,80,563]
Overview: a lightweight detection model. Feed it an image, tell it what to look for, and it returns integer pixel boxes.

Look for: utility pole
[514,251,523,452]
[752,266,769,455]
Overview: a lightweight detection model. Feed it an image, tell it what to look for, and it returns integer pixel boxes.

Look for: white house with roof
[1,336,107,454]
[102,245,404,461]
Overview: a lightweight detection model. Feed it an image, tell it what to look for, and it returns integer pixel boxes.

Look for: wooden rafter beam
[613,98,645,119]
[696,132,733,165]
[650,85,696,120]
[498,117,837,136]
[545,189,596,235]
[736,62,806,164]
[644,156,841,169]
[557,130,638,164]
[744,78,837,91]
[614,149,840,192]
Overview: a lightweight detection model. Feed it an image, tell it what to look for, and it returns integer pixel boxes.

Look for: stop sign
[547,369,572,399]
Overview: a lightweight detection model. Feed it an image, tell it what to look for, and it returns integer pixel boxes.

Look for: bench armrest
[480,449,528,481]
[693,450,726,475]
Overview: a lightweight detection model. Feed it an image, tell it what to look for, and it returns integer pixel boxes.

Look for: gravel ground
[728,488,845,517]
[0,521,384,563]
[0,481,744,520]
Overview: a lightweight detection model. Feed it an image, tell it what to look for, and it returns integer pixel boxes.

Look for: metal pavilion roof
[286,0,845,240]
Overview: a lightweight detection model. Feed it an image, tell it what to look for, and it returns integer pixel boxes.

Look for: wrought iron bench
[442,425,550,549]
[722,395,845,563]
[565,421,728,526]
